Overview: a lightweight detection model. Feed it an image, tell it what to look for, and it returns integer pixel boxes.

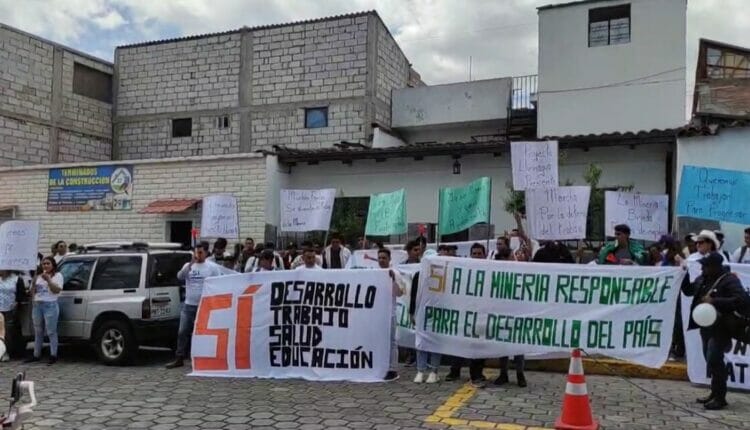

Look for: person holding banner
[291,241,323,269]
[166,242,227,369]
[296,248,323,271]
[681,252,750,410]
[597,224,647,265]
[322,233,351,269]
[410,269,441,384]
[377,248,403,382]
[254,250,277,272]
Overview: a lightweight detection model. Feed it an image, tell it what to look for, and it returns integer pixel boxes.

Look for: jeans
[450,357,486,381]
[500,355,525,374]
[417,350,441,373]
[32,301,59,358]
[176,304,198,358]
[701,328,731,401]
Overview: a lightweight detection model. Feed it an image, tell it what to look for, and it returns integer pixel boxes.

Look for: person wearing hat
[597,224,647,265]
[685,230,728,264]
[681,252,749,410]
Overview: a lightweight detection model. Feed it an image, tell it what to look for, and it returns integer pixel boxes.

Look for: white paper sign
[684,263,750,391]
[0,221,40,271]
[280,189,336,232]
[190,269,392,382]
[345,249,409,269]
[605,192,669,241]
[511,141,559,190]
[416,256,685,368]
[201,195,239,239]
[525,186,591,240]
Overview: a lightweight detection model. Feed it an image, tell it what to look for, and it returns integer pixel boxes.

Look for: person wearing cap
[681,252,749,410]
[597,224,647,265]
[731,227,750,264]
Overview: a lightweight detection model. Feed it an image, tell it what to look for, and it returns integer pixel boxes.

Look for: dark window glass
[588,4,630,47]
[91,256,142,290]
[305,107,328,128]
[58,258,95,291]
[172,118,192,138]
[149,253,191,287]
[73,63,113,103]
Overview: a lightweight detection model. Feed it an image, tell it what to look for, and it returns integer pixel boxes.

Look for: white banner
[395,264,419,348]
[345,249,409,269]
[604,192,668,241]
[280,189,336,232]
[526,186,591,240]
[190,269,392,382]
[415,256,684,368]
[511,141,559,190]
[684,263,750,390]
[201,195,239,239]
[0,221,40,271]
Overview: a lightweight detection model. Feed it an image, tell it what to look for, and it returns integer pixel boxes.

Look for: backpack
[740,246,748,263]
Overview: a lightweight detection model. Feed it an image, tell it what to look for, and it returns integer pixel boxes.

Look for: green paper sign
[365,189,407,236]
[438,177,491,236]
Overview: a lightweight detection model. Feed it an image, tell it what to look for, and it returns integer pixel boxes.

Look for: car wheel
[93,320,137,366]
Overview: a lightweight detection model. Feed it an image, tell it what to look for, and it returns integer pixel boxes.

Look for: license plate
[152,304,171,318]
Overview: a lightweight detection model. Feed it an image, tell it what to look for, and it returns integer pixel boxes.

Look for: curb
[522,358,688,381]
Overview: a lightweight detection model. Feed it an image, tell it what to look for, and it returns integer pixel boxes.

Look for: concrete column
[364,14,379,144]
[48,46,64,163]
[112,48,121,160]
[239,28,253,153]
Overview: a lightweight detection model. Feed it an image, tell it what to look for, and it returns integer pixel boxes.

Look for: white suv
[18,242,191,365]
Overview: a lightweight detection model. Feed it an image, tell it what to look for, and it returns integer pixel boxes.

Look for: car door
[147,252,191,321]
[57,257,96,338]
[84,255,145,336]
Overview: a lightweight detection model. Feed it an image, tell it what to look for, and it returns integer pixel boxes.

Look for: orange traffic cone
[554,349,598,430]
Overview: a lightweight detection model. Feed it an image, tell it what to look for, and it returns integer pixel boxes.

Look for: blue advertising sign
[47,165,134,211]
[677,165,750,224]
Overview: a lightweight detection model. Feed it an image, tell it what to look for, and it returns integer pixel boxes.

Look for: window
[172,118,192,138]
[58,258,95,291]
[305,107,328,128]
[217,116,230,129]
[148,253,191,287]
[588,4,630,47]
[73,62,113,103]
[91,256,142,290]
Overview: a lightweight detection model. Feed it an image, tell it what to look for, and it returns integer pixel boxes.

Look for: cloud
[0,0,748,86]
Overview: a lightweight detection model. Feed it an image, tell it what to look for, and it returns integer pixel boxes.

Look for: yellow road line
[425,382,552,429]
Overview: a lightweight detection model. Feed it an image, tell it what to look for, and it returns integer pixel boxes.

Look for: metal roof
[538,0,624,12]
[139,198,201,214]
[117,10,378,49]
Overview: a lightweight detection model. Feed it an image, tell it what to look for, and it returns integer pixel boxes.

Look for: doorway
[168,221,193,249]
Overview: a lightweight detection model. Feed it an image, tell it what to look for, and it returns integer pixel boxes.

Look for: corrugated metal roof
[538,0,624,11]
[139,198,200,214]
[117,10,377,49]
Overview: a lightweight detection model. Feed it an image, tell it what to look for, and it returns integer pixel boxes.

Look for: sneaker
[426,372,439,384]
[444,371,461,382]
[165,358,184,369]
[516,372,527,388]
[413,372,425,383]
[470,378,487,388]
[384,371,399,381]
[493,372,509,386]
[23,356,40,364]
[47,356,57,366]
[704,399,728,410]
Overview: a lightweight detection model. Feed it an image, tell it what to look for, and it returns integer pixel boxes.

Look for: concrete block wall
[0,24,113,166]
[0,154,266,254]
[374,18,410,128]
[58,131,111,162]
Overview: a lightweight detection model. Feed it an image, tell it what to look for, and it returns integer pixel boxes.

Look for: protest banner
[345,249,409,269]
[47,165,134,211]
[438,177,491,236]
[683,263,750,391]
[604,191,668,241]
[365,189,407,236]
[511,141,559,190]
[415,256,684,368]
[677,165,750,225]
[0,221,40,271]
[190,269,392,382]
[201,195,239,239]
[525,186,590,240]
[280,189,336,232]
[395,264,419,348]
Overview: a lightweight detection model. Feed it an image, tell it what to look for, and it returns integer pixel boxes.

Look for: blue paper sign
[47,165,134,211]
[677,165,750,224]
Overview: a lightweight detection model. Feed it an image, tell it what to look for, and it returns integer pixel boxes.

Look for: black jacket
[681,267,749,331]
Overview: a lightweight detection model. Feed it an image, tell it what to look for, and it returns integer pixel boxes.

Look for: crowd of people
[2,223,749,410]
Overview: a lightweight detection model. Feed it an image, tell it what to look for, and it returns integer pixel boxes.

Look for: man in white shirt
[378,248,403,382]
[254,250,276,272]
[166,241,225,369]
[323,233,351,269]
[732,228,750,264]
[291,241,323,269]
[296,248,322,270]
[52,241,69,264]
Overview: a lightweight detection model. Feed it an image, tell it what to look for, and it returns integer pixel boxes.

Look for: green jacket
[597,240,648,265]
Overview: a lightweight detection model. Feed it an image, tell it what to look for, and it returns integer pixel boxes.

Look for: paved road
[9,346,750,430]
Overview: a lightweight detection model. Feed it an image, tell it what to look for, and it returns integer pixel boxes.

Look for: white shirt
[0,275,19,312]
[53,253,68,264]
[295,264,322,271]
[291,254,322,269]
[732,246,750,264]
[34,272,64,302]
[178,261,224,306]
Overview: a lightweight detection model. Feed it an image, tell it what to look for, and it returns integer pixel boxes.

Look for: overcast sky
[2,0,750,85]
